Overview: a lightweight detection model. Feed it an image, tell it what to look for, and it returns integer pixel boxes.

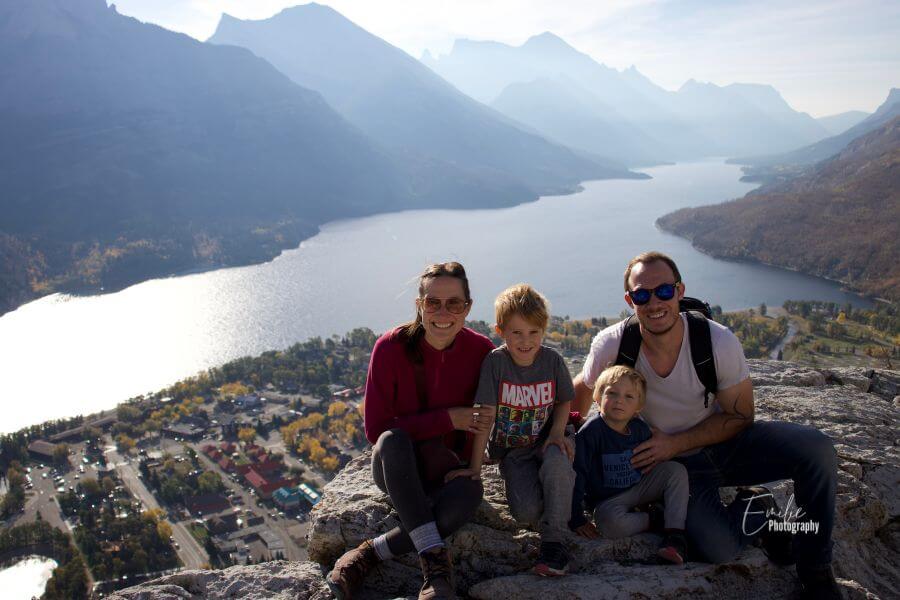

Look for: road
[191,441,305,561]
[106,446,209,569]
[770,318,800,359]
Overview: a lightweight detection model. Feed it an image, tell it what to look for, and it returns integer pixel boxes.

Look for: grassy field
[781,313,897,369]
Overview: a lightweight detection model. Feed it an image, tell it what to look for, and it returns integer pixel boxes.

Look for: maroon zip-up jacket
[364,326,494,449]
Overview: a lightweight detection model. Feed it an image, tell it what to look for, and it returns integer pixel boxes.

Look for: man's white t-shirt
[581,314,750,436]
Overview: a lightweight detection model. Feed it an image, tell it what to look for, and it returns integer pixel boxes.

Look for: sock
[409,521,444,554]
[372,534,393,561]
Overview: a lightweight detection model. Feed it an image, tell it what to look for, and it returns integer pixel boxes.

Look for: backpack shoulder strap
[615,315,642,368]
[685,311,717,407]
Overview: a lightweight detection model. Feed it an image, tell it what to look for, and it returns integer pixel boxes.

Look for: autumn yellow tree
[115,434,135,452]
[328,401,349,418]
[238,427,257,444]
[281,421,301,447]
[297,413,325,430]
[157,520,173,541]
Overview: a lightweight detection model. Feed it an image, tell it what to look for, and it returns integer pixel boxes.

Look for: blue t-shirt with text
[570,413,652,528]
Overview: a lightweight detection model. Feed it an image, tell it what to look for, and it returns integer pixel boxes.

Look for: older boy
[448,283,575,576]
[570,365,689,564]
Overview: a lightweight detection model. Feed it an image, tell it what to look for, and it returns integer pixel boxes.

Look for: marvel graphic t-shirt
[475,345,575,452]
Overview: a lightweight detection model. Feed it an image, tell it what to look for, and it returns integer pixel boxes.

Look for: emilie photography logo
[742,490,821,536]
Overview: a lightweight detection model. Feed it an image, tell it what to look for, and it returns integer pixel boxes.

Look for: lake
[0,160,869,433]
[0,557,58,599]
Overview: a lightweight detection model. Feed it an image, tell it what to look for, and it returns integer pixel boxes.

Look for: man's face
[625,260,684,336]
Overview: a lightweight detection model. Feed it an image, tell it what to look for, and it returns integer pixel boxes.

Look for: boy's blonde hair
[494,283,550,330]
[593,365,647,407]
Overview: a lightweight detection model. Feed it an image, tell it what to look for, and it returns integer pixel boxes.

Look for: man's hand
[542,431,574,461]
[631,430,680,473]
[575,522,599,539]
[444,467,481,482]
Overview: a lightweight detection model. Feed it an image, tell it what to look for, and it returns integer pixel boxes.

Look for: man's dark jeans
[675,420,837,568]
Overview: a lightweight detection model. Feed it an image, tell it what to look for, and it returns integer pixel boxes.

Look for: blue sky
[110,0,899,116]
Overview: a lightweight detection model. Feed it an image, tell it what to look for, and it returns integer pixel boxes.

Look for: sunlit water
[0,557,58,600]
[0,160,869,433]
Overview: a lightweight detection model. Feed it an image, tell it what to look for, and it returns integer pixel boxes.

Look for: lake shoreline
[1,171,648,319]
[2,160,875,434]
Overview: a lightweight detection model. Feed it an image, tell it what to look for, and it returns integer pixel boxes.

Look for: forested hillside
[658,116,900,301]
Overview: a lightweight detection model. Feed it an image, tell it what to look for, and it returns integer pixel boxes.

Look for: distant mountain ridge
[423,33,831,163]
[0,0,415,316]
[208,4,636,197]
[817,111,871,136]
[732,88,900,168]
[657,116,900,301]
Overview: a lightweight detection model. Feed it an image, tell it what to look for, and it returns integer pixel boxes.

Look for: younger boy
[570,365,689,564]
[447,283,575,576]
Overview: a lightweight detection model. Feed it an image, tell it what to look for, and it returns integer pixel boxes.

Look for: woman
[326,262,495,600]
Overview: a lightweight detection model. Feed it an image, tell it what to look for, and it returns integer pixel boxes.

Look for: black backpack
[614,297,717,408]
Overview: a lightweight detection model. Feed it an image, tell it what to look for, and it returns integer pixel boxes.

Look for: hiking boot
[533,540,569,577]
[797,565,843,600]
[325,539,379,600]
[736,486,796,566]
[657,530,688,565]
[418,546,456,600]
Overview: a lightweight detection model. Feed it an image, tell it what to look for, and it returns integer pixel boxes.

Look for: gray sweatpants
[593,460,689,538]
[499,443,576,543]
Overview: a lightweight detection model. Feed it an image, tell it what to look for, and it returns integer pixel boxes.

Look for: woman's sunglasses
[419,296,470,314]
[627,282,679,305]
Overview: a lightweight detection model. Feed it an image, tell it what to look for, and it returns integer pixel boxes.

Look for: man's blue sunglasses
[628,282,680,305]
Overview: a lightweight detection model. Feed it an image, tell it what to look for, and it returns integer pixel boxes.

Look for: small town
[1,328,377,597]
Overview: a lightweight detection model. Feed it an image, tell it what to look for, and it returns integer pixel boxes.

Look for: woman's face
[418,276,471,350]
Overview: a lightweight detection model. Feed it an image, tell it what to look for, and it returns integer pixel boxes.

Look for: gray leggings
[593,460,689,538]
[372,428,483,556]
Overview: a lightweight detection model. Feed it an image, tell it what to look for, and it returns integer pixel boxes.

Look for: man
[573,251,840,599]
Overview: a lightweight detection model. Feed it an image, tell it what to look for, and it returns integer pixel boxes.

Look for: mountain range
[423,34,831,163]
[208,5,630,195]
[657,115,900,301]
[0,0,629,315]
[0,0,890,316]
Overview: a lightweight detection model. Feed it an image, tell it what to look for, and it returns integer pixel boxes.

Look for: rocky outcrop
[112,361,900,599]
[105,561,332,600]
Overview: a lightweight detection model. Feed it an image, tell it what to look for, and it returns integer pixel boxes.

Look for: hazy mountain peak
[523,31,571,50]
[274,2,341,20]
[678,78,718,92]
[448,37,510,54]
[886,87,900,104]
[213,3,351,39]
[0,0,116,40]
[211,12,243,37]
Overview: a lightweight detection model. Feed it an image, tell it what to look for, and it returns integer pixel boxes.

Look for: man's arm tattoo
[721,387,753,430]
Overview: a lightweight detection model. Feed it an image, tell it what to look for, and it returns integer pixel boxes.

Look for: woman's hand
[444,467,481,482]
[448,405,496,433]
